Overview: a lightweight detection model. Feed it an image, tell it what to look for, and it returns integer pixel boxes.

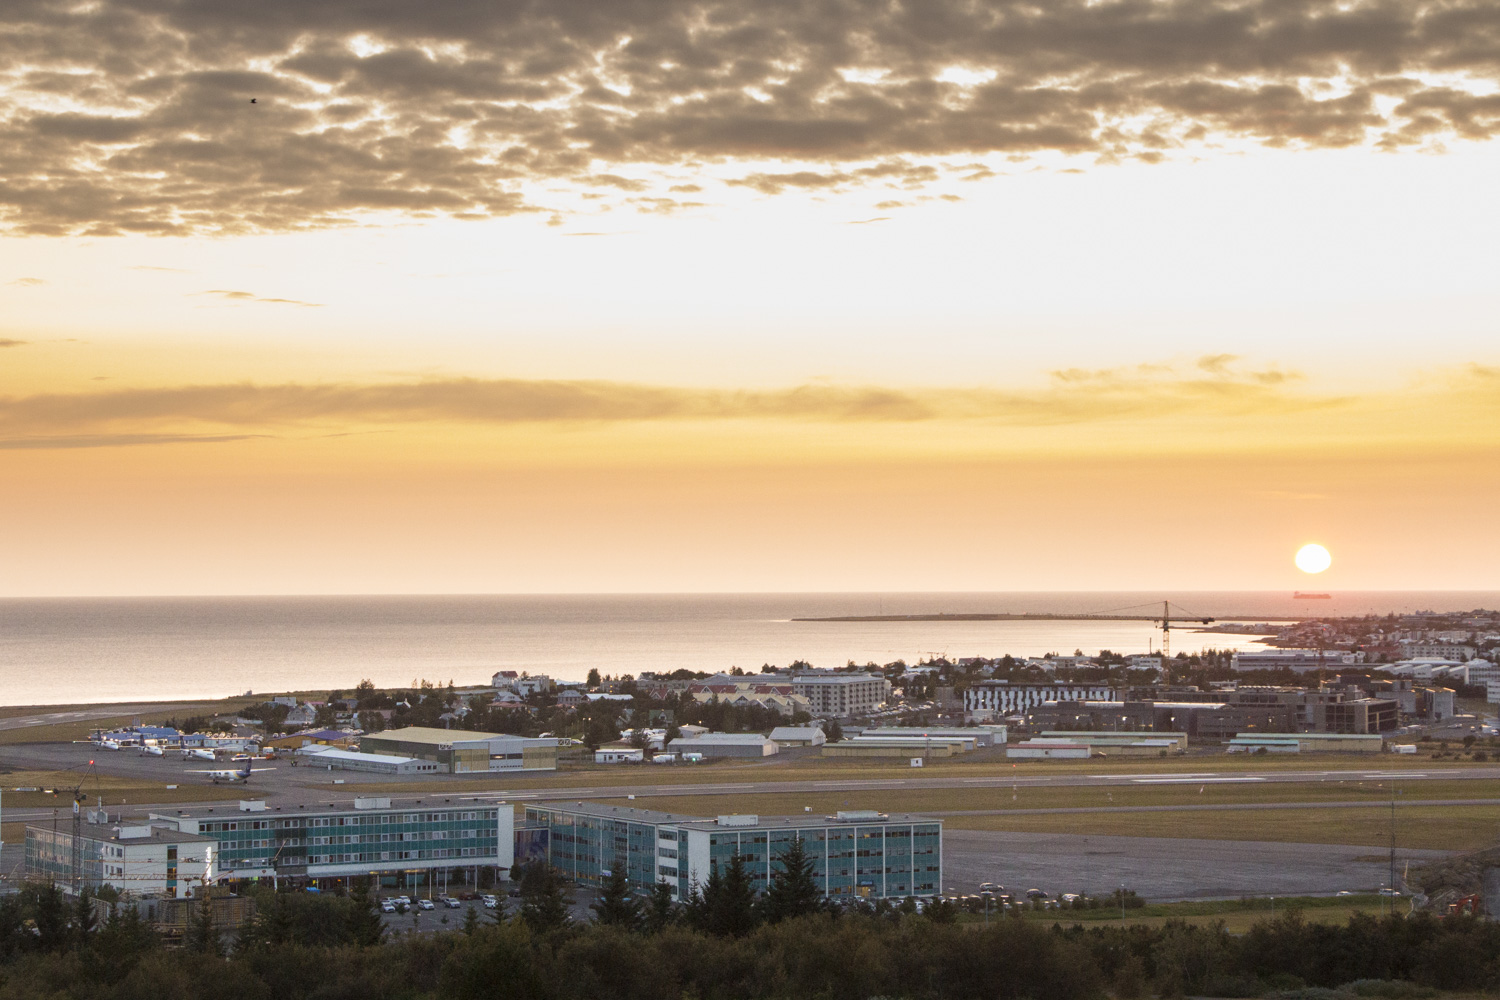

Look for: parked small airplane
[184,748,217,761]
[140,745,164,757]
[189,762,274,784]
[96,739,121,750]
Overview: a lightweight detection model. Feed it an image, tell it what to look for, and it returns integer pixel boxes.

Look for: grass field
[317,751,1487,799]
[0,698,257,747]
[0,770,254,808]
[944,805,1500,852]
[621,776,1495,816]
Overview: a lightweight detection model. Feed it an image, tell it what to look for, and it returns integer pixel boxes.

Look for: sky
[1,0,1498,596]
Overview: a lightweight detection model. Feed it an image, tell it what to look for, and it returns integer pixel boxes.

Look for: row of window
[200,810,498,833]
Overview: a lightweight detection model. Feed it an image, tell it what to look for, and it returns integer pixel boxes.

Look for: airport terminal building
[522,802,942,901]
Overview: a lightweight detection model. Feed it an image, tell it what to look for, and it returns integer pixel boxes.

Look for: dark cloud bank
[2,0,1497,234]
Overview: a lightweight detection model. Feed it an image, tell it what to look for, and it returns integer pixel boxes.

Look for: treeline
[2,865,1499,1000]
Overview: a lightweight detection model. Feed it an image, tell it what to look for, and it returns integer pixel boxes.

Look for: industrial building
[1041,731,1187,750]
[769,726,827,747]
[667,733,780,757]
[1007,740,1090,760]
[857,726,1008,747]
[522,801,941,901]
[293,745,442,774]
[359,726,558,772]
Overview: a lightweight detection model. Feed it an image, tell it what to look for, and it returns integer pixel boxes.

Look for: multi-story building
[787,672,891,718]
[522,802,940,901]
[965,682,1119,719]
[1399,642,1474,660]
[148,796,514,890]
[1231,650,1362,672]
[25,817,216,897]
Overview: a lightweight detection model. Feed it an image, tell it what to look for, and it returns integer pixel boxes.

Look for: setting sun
[1295,543,1332,574]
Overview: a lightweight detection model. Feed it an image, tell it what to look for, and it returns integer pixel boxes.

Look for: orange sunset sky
[1,0,1498,595]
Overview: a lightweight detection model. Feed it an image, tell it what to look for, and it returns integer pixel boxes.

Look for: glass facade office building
[525,803,941,900]
[152,797,514,887]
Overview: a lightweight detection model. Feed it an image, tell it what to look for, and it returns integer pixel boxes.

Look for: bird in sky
[250,98,257,104]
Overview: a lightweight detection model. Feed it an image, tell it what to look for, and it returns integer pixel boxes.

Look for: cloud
[0,433,267,450]
[128,265,189,273]
[0,365,1343,447]
[1,0,1496,234]
[8,277,46,287]
[197,289,323,307]
[0,339,28,348]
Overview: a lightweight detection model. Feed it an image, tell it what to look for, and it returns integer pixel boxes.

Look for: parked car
[979,882,1003,894]
[380,900,396,913]
[481,894,499,909]
[417,898,436,910]
[444,897,462,909]
[1025,889,1048,900]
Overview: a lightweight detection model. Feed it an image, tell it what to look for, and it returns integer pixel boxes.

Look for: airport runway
[1,740,1479,902]
[3,740,1497,823]
[942,829,1447,900]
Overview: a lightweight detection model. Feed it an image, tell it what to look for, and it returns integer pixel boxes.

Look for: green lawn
[945,804,1500,852]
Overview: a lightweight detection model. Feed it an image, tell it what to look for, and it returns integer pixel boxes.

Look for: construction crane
[1091,601,1215,676]
[39,760,101,894]
[1155,601,1215,663]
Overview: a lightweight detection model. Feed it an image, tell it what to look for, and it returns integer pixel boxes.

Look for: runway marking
[1095,773,1213,780]
[1130,777,1267,784]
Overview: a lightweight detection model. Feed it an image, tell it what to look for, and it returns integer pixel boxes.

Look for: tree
[643,880,677,933]
[586,668,602,688]
[71,884,97,948]
[591,857,641,929]
[698,853,758,937]
[518,862,571,932]
[347,877,385,946]
[762,837,820,923]
[185,891,220,956]
[30,881,69,952]
[825,719,844,742]
[462,905,480,936]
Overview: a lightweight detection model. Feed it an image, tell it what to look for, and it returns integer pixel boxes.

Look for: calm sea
[0,591,1493,707]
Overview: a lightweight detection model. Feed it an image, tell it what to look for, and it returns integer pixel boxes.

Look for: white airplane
[189,762,275,784]
[97,739,122,750]
[184,748,217,761]
[140,745,164,757]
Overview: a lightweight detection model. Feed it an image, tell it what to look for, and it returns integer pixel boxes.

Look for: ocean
[0,591,1493,707]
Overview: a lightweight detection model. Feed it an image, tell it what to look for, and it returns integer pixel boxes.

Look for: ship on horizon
[1294,591,1332,599]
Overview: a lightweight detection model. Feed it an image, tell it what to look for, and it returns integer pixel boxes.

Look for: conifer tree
[762,836,820,923]
[701,853,758,937]
[591,857,641,928]
[71,885,96,948]
[518,862,570,932]
[643,879,678,933]
[185,891,220,955]
[346,877,385,946]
